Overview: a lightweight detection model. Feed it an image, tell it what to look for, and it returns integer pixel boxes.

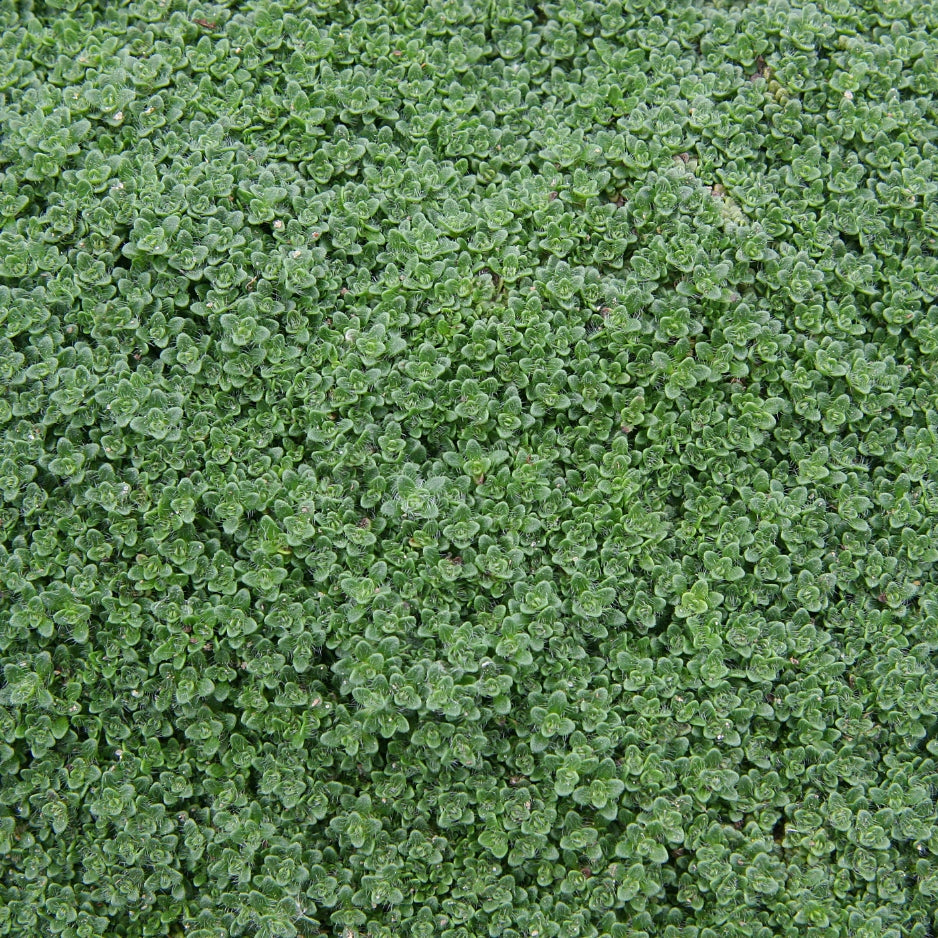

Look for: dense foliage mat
[2,0,938,935]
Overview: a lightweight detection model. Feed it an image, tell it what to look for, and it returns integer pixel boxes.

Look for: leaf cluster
[1,0,938,937]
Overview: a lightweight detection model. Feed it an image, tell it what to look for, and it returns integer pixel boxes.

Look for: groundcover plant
[1,0,938,935]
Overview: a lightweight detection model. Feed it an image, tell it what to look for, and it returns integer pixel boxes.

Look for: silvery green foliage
[1,0,938,936]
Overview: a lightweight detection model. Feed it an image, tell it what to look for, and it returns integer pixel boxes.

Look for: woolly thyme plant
[1,0,938,936]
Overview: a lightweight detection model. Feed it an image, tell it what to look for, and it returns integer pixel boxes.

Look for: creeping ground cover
[3,0,938,935]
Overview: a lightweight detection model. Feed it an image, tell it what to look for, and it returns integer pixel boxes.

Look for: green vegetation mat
[2,0,938,936]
